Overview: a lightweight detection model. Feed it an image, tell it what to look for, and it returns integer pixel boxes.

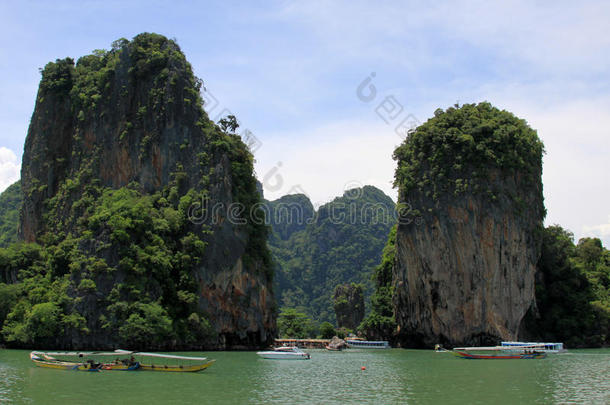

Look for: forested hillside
[0,181,21,248]
[266,186,395,323]
[522,226,610,347]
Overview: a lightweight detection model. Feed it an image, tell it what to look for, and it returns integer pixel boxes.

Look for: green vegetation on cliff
[267,186,395,323]
[0,181,21,248]
[393,102,545,216]
[359,225,397,340]
[525,226,610,347]
[1,185,216,347]
[0,33,272,349]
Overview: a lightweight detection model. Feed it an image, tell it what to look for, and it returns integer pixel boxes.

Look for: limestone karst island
[0,3,609,401]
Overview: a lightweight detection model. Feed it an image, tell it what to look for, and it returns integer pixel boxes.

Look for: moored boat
[257,346,311,360]
[30,351,138,371]
[113,350,215,372]
[451,346,547,359]
[345,338,390,349]
[500,341,565,353]
[30,350,214,372]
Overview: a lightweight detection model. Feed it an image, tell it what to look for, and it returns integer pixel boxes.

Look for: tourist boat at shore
[501,341,565,353]
[257,346,311,360]
[345,338,390,349]
[30,350,214,372]
[450,346,547,359]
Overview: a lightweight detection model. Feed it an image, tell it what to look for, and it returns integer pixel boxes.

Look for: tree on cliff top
[393,102,545,218]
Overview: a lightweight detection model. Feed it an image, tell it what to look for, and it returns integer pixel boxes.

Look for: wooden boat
[114,350,215,372]
[451,346,547,360]
[30,352,140,371]
[30,350,213,372]
[257,346,311,359]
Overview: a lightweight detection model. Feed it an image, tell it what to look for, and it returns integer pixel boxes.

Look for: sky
[0,0,608,245]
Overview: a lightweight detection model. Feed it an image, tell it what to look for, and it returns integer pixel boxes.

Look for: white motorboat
[256,346,311,360]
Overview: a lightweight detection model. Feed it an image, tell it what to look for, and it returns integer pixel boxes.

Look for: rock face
[17,34,275,349]
[327,335,347,350]
[392,103,545,347]
[333,283,365,330]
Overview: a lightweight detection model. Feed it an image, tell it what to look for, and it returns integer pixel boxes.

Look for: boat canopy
[114,350,209,361]
[31,350,208,362]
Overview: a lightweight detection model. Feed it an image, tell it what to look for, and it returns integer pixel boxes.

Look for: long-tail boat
[114,349,215,372]
[30,351,140,371]
[30,350,214,372]
[449,346,547,359]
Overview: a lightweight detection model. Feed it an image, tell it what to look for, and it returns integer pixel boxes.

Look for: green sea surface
[1,348,608,404]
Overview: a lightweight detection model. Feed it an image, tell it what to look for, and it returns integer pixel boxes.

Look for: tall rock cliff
[333,283,365,330]
[392,103,545,347]
[8,33,274,349]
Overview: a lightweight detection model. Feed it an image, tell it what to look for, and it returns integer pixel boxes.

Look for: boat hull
[31,358,102,371]
[257,352,310,360]
[138,360,215,372]
[453,351,546,360]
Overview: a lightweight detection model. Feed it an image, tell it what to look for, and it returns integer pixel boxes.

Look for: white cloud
[583,216,610,243]
[485,95,610,247]
[278,0,610,75]
[0,147,21,192]
[255,120,400,206]
[255,89,610,247]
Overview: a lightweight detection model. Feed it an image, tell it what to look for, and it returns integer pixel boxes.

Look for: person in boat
[86,359,101,369]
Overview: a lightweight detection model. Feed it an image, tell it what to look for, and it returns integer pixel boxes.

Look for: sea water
[1,348,609,404]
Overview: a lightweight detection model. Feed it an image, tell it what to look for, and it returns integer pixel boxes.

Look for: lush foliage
[319,321,336,339]
[267,186,395,323]
[0,33,268,349]
[0,183,216,347]
[0,181,21,248]
[359,225,397,340]
[526,226,610,347]
[277,307,318,338]
[393,102,545,215]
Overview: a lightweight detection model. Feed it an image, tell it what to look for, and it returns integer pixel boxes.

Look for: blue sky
[0,0,609,245]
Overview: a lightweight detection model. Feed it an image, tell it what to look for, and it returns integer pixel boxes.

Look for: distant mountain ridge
[265,185,396,323]
[0,181,21,248]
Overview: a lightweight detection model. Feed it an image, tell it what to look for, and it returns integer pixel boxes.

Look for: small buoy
[361,366,366,371]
